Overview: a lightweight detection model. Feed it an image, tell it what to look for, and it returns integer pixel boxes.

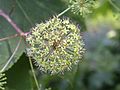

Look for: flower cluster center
[52,40,61,50]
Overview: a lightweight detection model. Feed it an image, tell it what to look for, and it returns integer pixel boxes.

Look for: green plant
[0,0,85,89]
[0,0,120,90]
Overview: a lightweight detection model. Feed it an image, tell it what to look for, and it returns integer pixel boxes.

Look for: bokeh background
[0,0,120,90]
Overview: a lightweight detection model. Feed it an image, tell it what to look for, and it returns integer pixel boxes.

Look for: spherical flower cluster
[26,16,85,74]
[69,0,96,16]
[0,73,7,90]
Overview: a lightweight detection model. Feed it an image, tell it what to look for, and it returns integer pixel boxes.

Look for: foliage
[0,0,120,90]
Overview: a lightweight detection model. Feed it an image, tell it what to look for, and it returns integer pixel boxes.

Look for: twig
[0,9,24,35]
[0,37,22,72]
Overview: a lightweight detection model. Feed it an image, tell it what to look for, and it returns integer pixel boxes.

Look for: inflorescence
[69,0,96,17]
[0,73,7,90]
[26,16,85,75]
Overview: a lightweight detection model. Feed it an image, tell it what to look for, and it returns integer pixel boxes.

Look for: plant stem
[0,37,22,72]
[0,31,30,42]
[0,9,24,35]
[0,34,19,42]
[28,57,39,90]
[57,7,71,17]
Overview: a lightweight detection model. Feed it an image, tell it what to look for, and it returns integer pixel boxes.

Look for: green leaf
[5,53,33,90]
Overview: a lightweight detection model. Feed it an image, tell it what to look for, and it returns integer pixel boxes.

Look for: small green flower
[26,16,85,74]
[69,0,96,17]
[0,73,7,90]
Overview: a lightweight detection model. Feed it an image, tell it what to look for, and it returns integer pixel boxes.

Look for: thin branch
[28,57,40,90]
[0,9,24,35]
[0,37,22,72]
[0,34,19,42]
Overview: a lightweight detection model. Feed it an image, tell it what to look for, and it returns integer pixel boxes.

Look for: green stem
[28,57,39,90]
[57,7,71,17]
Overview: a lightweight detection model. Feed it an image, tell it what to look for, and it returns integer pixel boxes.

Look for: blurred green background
[0,0,120,90]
